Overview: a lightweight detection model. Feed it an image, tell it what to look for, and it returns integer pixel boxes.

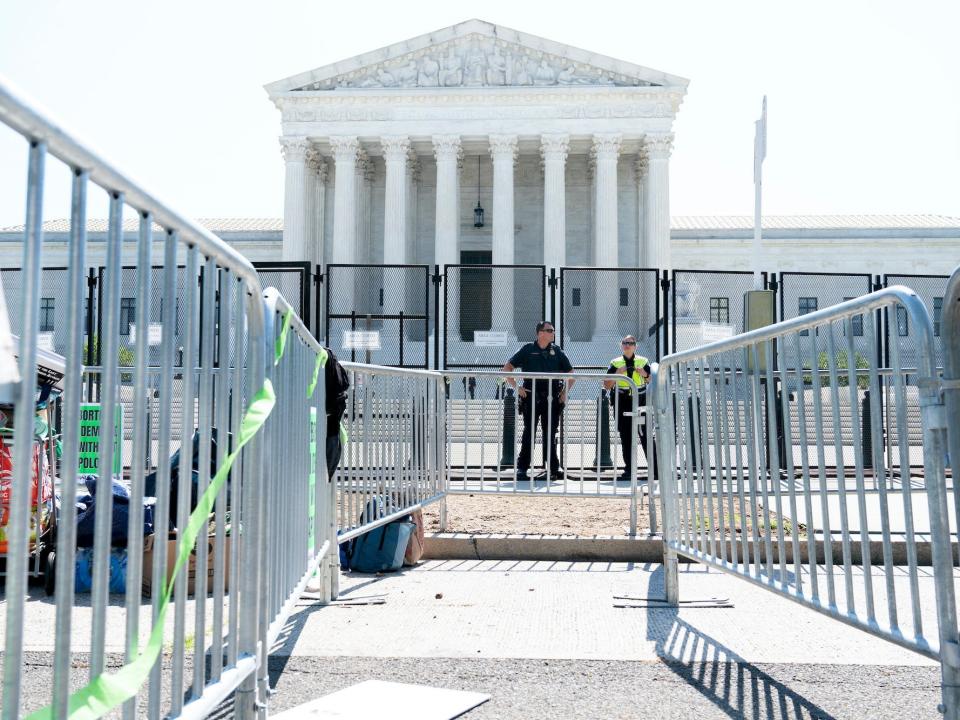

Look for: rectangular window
[709,297,729,324]
[798,297,818,336]
[39,297,55,332]
[934,297,943,337]
[619,288,629,307]
[843,298,863,337]
[571,288,581,307]
[120,298,135,335]
[897,305,909,337]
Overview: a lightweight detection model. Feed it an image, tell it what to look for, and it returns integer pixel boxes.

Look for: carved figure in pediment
[396,61,418,87]
[418,55,440,87]
[486,46,507,85]
[514,56,532,85]
[534,60,557,86]
[558,66,593,85]
[440,46,463,87]
[464,40,486,86]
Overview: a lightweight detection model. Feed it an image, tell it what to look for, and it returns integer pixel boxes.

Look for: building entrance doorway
[459,250,492,342]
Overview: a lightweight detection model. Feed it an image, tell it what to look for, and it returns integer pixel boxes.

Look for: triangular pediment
[265,19,688,95]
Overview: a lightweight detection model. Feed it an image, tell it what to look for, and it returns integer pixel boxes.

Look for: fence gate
[253,260,311,332]
[443,264,545,368]
[325,263,431,368]
[671,270,766,356]
[777,271,876,370]
[883,273,950,370]
[559,267,661,368]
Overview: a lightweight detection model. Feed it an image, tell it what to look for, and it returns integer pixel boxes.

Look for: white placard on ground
[36,333,55,352]
[700,322,734,344]
[343,330,381,350]
[272,680,490,720]
[129,322,163,346]
[474,330,509,347]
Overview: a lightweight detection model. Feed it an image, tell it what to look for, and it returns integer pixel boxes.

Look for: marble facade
[266,19,688,340]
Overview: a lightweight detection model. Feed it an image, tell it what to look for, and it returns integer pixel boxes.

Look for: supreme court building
[2,19,957,368]
[267,19,686,351]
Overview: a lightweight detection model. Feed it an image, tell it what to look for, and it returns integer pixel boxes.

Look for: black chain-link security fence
[671,270,766,355]
[559,267,660,368]
[253,261,311,332]
[883,274,949,369]
[443,264,545,368]
[778,272,875,370]
[325,264,430,368]
[1,266,76,356]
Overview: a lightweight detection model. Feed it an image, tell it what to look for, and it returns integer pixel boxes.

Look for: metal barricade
[335,362,446,543]
[655,284,959,718]
[0,77,274,719]
[259,290,334,710]
[439,370,654,535]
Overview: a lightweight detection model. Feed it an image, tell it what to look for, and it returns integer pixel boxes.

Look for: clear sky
[0,0,957,229]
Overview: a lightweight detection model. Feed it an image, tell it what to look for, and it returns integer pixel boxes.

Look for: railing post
[937,265,960,719]
[653,366,680,604]
[499,386,516,467]
[593,390,613,469]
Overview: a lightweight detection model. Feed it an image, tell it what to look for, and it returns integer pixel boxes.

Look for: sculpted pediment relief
[291,34,659,92]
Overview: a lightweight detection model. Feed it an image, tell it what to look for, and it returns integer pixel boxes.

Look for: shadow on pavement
[646,566,837,720]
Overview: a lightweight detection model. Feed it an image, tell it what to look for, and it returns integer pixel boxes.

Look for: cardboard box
[141,531,231,596]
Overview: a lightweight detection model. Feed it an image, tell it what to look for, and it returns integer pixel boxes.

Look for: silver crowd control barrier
[259,290,334,711]
[0,76,317,719]
[440,370,654,535]
[336,362,446,544]
[655,283,960,718]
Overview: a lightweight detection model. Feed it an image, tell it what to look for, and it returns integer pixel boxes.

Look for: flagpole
[753,96,767,290]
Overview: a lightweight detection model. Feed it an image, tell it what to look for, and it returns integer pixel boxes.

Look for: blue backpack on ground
[348,520,415,573]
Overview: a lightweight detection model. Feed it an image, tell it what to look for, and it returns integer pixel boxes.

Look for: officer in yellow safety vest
[603,335,658,482]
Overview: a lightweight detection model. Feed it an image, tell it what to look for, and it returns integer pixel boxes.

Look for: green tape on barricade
[274,308,293,366]
[27,381,277,720]
[307,346,328,399]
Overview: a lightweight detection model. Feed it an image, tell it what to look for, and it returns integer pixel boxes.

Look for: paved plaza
[264,560,947,719]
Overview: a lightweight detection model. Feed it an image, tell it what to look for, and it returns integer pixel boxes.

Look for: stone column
[489,134,518,338]
[405,152,420,265]
[330,136,359,320]
[433,135,462,347]
[381,135,409,315]
[541,134,569,274]
[635,150,648,268]
[355,151,373,265]
[405,153,421,341]
[330,136,360,264]
[592,133,622,339]
[645,134,673,273]
[280,136,310,262]
[308,153,327,269]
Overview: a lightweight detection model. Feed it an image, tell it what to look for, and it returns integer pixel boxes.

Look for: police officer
[604,335,657,482]
[502,320,574,481]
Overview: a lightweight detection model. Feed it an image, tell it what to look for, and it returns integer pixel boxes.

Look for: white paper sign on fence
[701,322,734,344]
[37,333,55,352]
[473,331,509,347]
[343,330,381,350]
[129,322,163,346]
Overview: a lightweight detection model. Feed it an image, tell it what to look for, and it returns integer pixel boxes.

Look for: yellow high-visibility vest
[609,355,648,390]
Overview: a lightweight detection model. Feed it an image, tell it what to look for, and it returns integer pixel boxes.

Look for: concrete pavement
[265,560,947,719]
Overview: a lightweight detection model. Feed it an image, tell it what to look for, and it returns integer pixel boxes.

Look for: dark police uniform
[508,341,572,477]
[606,354,658,480]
